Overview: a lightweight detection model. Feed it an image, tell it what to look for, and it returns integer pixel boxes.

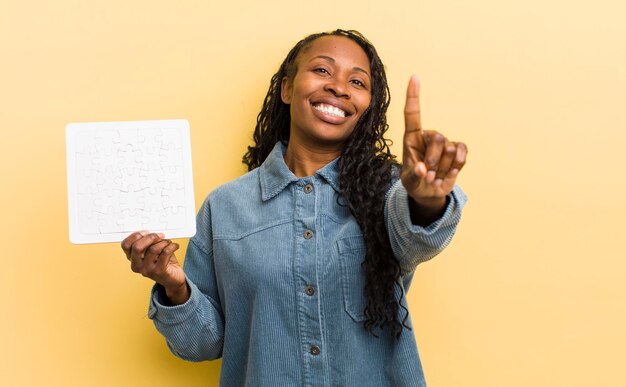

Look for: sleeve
[384,180,468,274]
[147,196,225,361]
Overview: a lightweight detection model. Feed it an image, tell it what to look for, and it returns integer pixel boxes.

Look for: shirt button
[305,286,315,296]
[304,184,313,193]
[303,230,313,239]
[310,345,321,356]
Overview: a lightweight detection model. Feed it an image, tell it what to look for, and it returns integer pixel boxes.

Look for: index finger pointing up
[404,74,423,134]
[403,75,427,167]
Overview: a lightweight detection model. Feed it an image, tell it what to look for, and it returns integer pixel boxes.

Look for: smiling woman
[120,29,468,386]
[280,35,372,153]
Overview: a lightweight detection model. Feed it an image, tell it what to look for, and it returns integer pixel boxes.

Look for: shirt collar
[259,142,341,201]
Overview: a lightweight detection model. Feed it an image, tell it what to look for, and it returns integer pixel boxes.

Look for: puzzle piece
[95,165,123,197]
[134,145,164,172]
[112,128,140,149]
[75,130,99,155]
[159,137,184,165]
[115,167,143,193]
[160,165,185,190]
[141,203,168,229]
[118,184,146,216]
[93,193,122,214]
[117,209,145,232]
[162,184,186,210]
[139,167,165,194]
[159,206,187,230]
[97,211,120,234]
[76,168,100,194]
[116,144,141,172]
[77,193,100,234]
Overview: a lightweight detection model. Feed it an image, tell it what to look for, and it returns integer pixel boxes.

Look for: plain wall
[1,0,625,386]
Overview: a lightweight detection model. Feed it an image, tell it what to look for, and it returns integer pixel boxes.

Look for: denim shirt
[148,142,467,387]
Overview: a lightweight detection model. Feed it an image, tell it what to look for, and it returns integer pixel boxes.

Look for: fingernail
[139,230,149,236]
[157,233,165,238]
[451,168,459,177]
[418,162,427,175]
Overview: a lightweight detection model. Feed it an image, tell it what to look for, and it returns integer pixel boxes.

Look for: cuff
[387,180,467,236]
[148,279,201,324]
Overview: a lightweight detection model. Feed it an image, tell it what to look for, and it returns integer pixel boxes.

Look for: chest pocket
[337,235,368,322]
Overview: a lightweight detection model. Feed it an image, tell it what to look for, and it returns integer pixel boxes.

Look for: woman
[121,29,467,386]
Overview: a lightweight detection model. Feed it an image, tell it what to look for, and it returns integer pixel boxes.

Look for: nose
[324,77,350,98]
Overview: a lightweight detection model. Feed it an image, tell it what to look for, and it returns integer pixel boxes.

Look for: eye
[350,79,367,88]
[313,67,330,75]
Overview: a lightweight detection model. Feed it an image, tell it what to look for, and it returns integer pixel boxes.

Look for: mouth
[312,103,349,118]
[311,98,355,118]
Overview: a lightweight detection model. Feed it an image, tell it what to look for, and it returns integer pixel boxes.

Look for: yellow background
[1,0,625,386]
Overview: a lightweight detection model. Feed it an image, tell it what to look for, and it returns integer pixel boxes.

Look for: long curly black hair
[243,29,411,339]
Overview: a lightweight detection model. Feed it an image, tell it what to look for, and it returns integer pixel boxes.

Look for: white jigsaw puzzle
[66,119,196,244]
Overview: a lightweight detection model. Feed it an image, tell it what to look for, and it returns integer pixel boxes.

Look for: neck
[283,139,342,177]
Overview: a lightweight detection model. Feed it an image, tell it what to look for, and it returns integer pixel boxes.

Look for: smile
[312,103,347,118]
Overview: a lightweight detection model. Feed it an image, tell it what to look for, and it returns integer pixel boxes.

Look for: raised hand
[121,231,189,305]
[401,75,467,214]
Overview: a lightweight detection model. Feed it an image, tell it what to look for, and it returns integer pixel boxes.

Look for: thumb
[403,160,428,188]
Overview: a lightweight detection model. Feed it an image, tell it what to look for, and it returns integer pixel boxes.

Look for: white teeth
[313,103,346,118]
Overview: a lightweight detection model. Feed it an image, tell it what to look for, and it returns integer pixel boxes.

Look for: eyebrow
[310,55,370,77]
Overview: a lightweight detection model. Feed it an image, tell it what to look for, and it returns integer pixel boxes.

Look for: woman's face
[281,35,372,148]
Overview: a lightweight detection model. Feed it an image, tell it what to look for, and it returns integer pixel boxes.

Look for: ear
[281,76,292,104]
